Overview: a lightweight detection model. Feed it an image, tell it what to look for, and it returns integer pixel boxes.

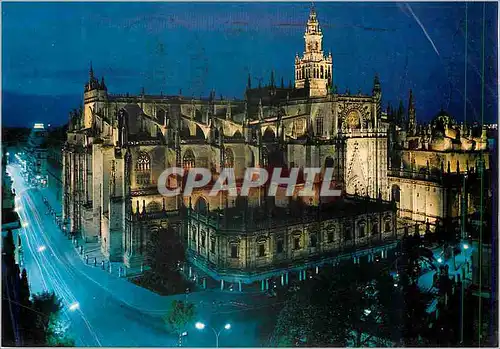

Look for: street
[7,163,273,347]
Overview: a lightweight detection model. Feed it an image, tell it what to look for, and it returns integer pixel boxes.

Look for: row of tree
[2,230,74,346]
[267,231,490,347]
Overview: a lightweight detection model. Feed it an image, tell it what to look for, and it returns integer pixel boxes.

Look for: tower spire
[294,6,331,97]
[408,89,416,134]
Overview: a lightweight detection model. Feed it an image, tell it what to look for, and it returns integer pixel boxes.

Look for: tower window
[320,66,324,79]
[210,239,215,253]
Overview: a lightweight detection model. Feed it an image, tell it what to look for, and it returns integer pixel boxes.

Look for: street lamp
[195,322,231,348]
[462,243,469,250]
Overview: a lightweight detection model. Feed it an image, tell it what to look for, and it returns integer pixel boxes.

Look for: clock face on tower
[346,110,360,129]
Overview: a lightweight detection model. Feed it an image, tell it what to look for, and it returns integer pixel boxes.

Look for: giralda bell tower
[294,6,333,97]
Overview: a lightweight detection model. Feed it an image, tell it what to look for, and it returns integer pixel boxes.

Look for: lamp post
[195,322,231,348]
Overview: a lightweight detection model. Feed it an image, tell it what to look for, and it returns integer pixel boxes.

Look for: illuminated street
[7,163,272,347]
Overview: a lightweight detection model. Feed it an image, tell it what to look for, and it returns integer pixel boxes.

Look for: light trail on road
[7,163,268,347]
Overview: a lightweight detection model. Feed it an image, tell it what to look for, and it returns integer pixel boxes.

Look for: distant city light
[181,331,188,337]
[14,206,22,212]
[6,152,9,156]
[69,302,80,311]
[37,245,46,252]
[437,258,443,263]
[364,309,372,316]
[36,175,41,179]
[195,322,205,330]
[393,283,398,287]
[22,222,28,228]
[33,123,45,129]
[224,323,231,330]
[463,243,469,250]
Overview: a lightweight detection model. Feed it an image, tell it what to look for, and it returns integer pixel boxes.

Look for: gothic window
[391,185,401,203]
[157,109,166,125]
[191,227,197,243]
[327,231,334,243]
[293,236,301,250]
[385,220,391,233]
[276,239,284,254]
[344,227,352,241]
[136,152,151,186]
[316,117,324,136]
[358,223,366,238]
[320,66,324,79]
[310,234,317,247]
[302,66,305,80]
[146,201,161,212]
[258,244,265,257]
[372,223,379,235]
[230,244,239,258]
[194,197,208,214]
[224,148,234,168]
[210,238,216,253]
[201,232,206,248]
[183,149,196,169]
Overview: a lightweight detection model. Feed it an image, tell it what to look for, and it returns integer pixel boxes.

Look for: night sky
[2,2,498,127]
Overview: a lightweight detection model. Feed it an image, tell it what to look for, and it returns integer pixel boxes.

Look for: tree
[145,225,185,275]
[269,262,397,347]
[163,300,196,346]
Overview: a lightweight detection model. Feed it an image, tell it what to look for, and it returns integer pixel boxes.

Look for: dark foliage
[2,229,74,346]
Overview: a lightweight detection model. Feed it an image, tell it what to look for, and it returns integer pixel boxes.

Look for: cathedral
[62,8,490,287]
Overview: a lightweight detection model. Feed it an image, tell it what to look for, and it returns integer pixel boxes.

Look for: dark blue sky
[2,2,498,127]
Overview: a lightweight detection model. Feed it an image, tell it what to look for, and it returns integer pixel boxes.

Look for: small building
[25,123,48,187]
[2,152,22,264]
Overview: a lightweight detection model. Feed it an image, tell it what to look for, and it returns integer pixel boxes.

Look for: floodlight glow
[437,258,443,263]
[37,245,46,252]
[463,243,469,250]
[22,222,28,228]
[69,302,80,311]
[195,322,205,330]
